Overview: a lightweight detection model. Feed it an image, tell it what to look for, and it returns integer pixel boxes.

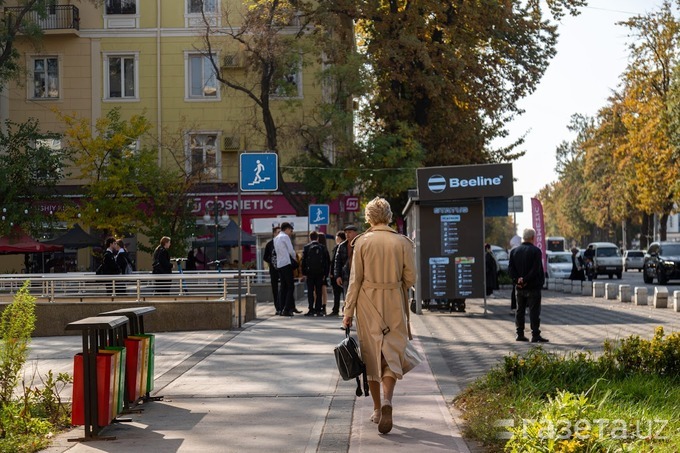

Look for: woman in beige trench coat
[342,197,420,434]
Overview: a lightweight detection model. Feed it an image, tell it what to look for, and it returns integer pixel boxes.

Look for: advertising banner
[417,163,513,201]
[531,197,547,273]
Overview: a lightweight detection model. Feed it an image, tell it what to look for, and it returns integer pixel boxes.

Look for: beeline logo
[450,175,503,188]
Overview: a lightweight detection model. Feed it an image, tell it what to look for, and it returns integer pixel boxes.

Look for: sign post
[237,152,279,327]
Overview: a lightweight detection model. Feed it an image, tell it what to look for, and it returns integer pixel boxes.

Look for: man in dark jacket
[329,231,346,316]
[263,226,280,311]
[508,228,547,343]
[333,225,359,295]
[99,237,120,295]
[301,231,328,316]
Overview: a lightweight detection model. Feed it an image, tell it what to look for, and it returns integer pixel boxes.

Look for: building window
[32,57,59,99]
[187,133,220,179]
[188,0,217,14]
[105,54,137,100]
[106,0,136,14]
[270,71,302,99]
[187,54,219,99]
[34,138,63,179]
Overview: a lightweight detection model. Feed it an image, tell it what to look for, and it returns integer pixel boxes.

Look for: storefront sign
[417,163,513,201]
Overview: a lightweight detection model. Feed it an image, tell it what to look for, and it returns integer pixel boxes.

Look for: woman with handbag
[342,197,420,434]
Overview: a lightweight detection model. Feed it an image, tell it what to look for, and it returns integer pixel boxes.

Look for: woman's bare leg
[369,380,381,410]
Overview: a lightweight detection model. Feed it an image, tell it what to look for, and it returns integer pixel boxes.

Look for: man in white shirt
[274,222,299,316]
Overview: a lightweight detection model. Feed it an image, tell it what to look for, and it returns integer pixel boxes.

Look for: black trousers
[515,288,542,337]
[269,268,279,310]
[331,280,344,313]
[306,274,324,312]
[277,265,295,313]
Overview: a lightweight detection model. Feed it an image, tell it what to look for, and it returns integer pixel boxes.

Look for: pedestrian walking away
[508,228,548,343]
[485,243,499,297]
[302,231,328,316]
[568,246,585,281]
[316,233,332,315]
[342,197,421,435]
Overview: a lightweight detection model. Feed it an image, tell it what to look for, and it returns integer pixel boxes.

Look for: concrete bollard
[619,285,631,303]
[605,283,617,300]
[582,281,593,296]
[548,278,555,291]
[555,279,563,292]
[654,286,669,309]
[572,280,582,294]
[674,291,680,312]
[592,281,605,298]
[634,287,648,306]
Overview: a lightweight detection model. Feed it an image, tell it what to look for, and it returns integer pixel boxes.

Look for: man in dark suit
[508,228,548,343]
[263,225,280,311]
[301,231,328,316]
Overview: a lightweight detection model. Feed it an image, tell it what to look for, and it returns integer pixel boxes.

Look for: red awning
[0,227,64,254]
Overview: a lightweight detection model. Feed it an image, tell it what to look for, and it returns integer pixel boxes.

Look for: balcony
[4,5,80,35]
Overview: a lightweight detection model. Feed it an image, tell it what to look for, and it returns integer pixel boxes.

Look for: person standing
[334,224,359,296]
[115,239,133,295]
[301,231,328,316]
[508,228,548,343]
[186,249,204,271]
[274,222,298,316]
[316,233,332,315]
[485,243,499,297]
[152,236,173,294]
[342,197,420,435]
[263,226,281,312]
[568,247,585,281]
[99,237,121,295]
[329,231,346,316]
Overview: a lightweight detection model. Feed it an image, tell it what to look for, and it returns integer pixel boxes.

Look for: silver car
[623,250,644,272]
[546,251,573,279]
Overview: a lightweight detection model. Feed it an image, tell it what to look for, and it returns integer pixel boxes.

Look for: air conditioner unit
[221,54,241,69]
[223,136,240,151]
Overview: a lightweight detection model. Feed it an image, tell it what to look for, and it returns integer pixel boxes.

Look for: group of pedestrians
[263,223,359,318]
[97,236,135,295]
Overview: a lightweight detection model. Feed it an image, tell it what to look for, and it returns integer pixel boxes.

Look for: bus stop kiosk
[403,163,514,314]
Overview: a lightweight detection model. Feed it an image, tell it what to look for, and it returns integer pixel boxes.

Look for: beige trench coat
[343,225,418,381]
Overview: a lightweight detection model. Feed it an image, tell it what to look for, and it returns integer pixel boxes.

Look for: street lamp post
[203,196,229,267]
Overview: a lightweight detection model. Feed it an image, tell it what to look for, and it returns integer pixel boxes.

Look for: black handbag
[334,327,369,397]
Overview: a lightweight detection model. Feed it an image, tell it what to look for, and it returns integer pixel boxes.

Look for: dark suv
[643,242,680,284]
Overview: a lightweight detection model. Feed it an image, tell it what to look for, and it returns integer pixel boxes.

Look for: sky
[507,0,663,234]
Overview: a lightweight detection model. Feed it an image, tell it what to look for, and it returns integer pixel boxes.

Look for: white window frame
[104,0,139,28]
[29,56,60,100]
[185,52,220,101]
[185,132,222,180]
[270,68,303,100]
[185,0,220,28]
[103,52,139,101]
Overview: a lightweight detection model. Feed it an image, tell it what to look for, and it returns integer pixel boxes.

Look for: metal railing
[0,271,256,302]
[4,5,80,32]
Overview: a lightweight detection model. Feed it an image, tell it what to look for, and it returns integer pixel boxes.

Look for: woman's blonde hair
[365,197,392,226]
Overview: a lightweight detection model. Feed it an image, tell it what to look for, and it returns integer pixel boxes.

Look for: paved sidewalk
[33,302,470,453]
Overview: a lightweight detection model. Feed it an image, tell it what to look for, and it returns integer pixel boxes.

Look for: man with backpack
[302,231,328,317]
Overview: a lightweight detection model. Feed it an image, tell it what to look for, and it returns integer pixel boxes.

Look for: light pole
[203,196,229,266]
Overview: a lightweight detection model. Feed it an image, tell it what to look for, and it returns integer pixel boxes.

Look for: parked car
[643,242,680,284]
[546,251,573,279]
[490,245,509,274]
[587,242,622,279]
[622,250,645,272]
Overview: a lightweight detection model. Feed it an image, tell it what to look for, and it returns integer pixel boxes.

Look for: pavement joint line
[316,375,353,453]
[152,317,269,395]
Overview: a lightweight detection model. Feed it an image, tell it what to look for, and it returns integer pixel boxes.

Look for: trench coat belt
[361,281,401,290]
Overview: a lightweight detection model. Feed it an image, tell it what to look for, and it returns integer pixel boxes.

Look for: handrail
[0,272,257,302]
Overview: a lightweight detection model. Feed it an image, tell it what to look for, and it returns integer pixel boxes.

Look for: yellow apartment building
[1,0,357,272]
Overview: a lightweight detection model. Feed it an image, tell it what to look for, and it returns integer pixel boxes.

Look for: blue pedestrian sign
[309,204,330,225]
[240,153,278,192]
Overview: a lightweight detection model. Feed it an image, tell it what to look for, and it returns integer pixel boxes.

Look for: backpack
[305,243,325,275]
[334,328,369,397]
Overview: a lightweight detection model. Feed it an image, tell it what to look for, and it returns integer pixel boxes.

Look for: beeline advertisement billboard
[417,163,514,200]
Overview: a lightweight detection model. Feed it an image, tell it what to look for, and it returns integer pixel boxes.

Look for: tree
[333,0,586,166]
[616,0,680,243]
[0,118,64,236]
[57,109,198,256]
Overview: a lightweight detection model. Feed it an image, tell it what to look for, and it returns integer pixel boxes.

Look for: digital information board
[418,200,484,300]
